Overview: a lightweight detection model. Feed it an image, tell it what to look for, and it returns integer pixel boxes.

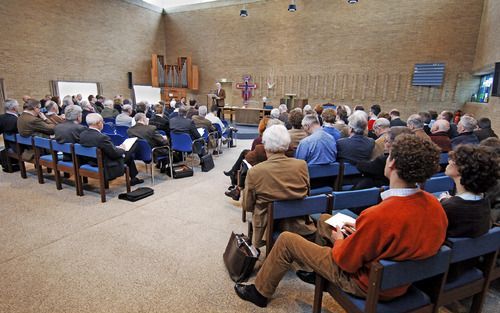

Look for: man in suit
[242,124,316,248]
[407,114,430,141]
[127,113,169,172]
[149,104,169,134]
[115,104,135,127]
[451,115,480,149]
[389,109,407,127]
[0,98,19,135]
[17,99,55,138]
[192,105,216,133]
[430,119,452,152]
[370,118,390,159]
[45,101,65,124]
[79,113,143,185]
[337,110,375,164]
[474,117,498,142]
[54,105,86,144]
[170,106,202,141]
[213,82,226,119]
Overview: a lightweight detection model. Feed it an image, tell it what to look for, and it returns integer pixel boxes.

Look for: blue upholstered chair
[337,161,361,190]
[103,117,115,125]
[108,134,126,146]
[313,246,452,313]
[422,176,455,197]
[3,133,19,173]
[133,139,169,185]
[308,163,341,196]
[33,137,54,185]
[114,125,129,138]
[102,122,115,135]
[169,132,204,177]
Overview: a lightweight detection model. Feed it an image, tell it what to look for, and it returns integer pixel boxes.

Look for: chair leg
[104,180,109,189]
[37,164,44,184]
[99,175,107,203]
[54,170,63,190]
[83,176,88,184]
[125,167,131,193]
[312,275,326,313]
[77,174,84,196]
[151,164,155,186]
[18,158,27,179]
[73,169,81,196]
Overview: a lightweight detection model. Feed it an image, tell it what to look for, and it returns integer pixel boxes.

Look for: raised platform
[232,124,259,140]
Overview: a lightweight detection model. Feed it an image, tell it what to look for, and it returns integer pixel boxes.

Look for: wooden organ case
[151,55,199,100]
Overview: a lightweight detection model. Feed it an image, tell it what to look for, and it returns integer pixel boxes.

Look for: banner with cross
[236,75,257,104]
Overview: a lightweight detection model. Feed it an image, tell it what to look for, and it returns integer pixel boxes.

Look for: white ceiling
[142,0,218,9]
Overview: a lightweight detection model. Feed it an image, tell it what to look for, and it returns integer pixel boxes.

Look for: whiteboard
[133,85,161,105]
[57,81,99,101]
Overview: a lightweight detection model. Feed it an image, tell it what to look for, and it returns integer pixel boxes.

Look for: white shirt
[381,188,419,200]
[457,192,483,201]
[206,112,224,130]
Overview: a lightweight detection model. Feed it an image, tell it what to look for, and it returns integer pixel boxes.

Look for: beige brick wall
[164,0,484,118]
[473,0,500,72]
[0,0,166,110]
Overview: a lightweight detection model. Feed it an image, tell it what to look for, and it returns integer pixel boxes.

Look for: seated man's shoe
[224,188,240,201]
[296,270,316,285]
[229,143,237,148]
[130,177,144,186]
[227,185,236,190]
[213,150,222,155]
[234,284,268,308]
[223,170,233,177]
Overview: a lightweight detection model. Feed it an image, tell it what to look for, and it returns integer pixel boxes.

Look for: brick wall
[164,0,484,118]
[0,0,165,111]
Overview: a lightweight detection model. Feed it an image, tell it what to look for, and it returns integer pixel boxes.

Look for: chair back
[109,134,126,146]
[447,227,500,263]
[264,105,273,110]
[4,133,16,143]
[378,246,451,290]
[439,153,449,166]
[115,125,129,137]
[134,139,153,163]
[222,120,229,128]
[51,141,73,154]
[102,123,115,135]
[308,163,340,179]
[423,176,454,194]
[331,187,380,211]
[16,134,33,146]
[74,144,97,158]
[34,137,51,150]
[342,162,360,176]
[273,195,329,219]
[103,118,115,124]
[170,132,193,153]
[158,130,166,136]
[212,123,223,136]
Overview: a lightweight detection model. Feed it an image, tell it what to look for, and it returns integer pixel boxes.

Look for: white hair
[103,99,114,108]
[373,118,390,129]
[4,99,19,111]
[266,118,284,128]
[134,112,147,123]
[170,99,176,107]
[262,124,291,153]
[278,104,288,113]
[62,95,73,107]
[270,108,280,119]
[122,104,133,113]
[64,105,82,121]
[199,105,208,117]
[86,113,103,126]
[459,115,477,132]
[432,119,450,132]
[301,114,320,128]
[80,100,92,110]
[407,114,424,129]
[348,110,368,135]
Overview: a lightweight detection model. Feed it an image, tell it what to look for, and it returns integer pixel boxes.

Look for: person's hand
[39,112,47,120]
[331,226,345,241]
[438,192,451,201]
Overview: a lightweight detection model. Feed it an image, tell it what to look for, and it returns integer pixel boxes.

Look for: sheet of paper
[197,128,205,136]
[121,137,137,152]
[325,213,356,229]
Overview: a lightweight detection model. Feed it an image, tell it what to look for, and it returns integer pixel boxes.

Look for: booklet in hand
[120,137,138,151]
[325,213,356,234]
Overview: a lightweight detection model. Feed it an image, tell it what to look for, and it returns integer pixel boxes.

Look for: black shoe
[296,270,316,285]
[234,284,268,308]
[213,150,222,155]
[130,177,144,186]
[225,188,240,201]
[228,185,236,190]
[224,170,233,177]
[230,144,237,148]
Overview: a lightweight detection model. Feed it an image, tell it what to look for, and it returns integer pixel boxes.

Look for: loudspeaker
[127,72,133,89]
[492,62,500,97]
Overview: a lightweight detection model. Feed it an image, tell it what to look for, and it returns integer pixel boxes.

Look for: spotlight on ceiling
[288,1,297,12]
[347,0,359,4]
[240,8,248,17]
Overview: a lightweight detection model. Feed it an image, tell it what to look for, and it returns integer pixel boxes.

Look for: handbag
[223,232,260,282]
[200,153,214,172]
[118,187,154,202]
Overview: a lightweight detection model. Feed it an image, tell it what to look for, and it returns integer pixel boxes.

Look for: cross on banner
[236,75,257,104]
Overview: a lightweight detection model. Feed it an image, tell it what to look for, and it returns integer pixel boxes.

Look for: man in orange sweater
[234,134,448,308]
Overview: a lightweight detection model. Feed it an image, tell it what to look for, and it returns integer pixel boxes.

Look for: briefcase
[118,187,154,202]
[200,154,214,172]
[223,232,260,282]
[166,164,194,179]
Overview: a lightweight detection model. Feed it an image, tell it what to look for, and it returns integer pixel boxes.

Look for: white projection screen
[133,85,161,105]
[57,81,99,101]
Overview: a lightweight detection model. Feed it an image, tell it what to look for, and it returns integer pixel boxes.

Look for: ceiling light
[347,0,359,4]
[240,9,248,17]
[288,1,297,12]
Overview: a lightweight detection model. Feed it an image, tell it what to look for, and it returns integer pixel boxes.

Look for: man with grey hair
[170,105,201,141]
[115,104,135,127]
[370,117,391,159]
[430,119,451,152]
[45,101,65,124]
[296,114,337,165]
[451,115,479,148]
[0,99,19,135]
[278,103,291,129]
[407,114,430,140]
[242,124,316,248]
[17,99,55,138]
[79,113,143,185]
[192,105,216,133]
[100,99,119,119]
[270,108,280,119]
[337,110,374,163]
[80,100,94,123]
[54,105,86,145]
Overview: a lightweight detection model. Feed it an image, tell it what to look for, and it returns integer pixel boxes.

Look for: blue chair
[313,246,452,313]
[337,162,361,190]
[133,139,169,185]
[115,125,129,138]
[102,123,115,135]
[51,141,79,194]
[169,132,204,177]
[15,134,35,179]
[266,194,330,253]
[433,227,500,313]
[103,118,115,124]
[3,133,19,173]
[108,134,126,146]
[74,144,130,203]
[308,163,341,196]
[33,137,54,185]
[439,153,448,166]
[422,176,454,197]
[158,130,166,136]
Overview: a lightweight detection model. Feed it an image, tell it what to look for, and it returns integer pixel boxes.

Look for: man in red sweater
[234,134,447,308]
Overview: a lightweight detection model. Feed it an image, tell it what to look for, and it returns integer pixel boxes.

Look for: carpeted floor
[0,139,498,313]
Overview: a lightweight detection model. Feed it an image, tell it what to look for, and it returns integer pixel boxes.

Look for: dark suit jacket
[430,132,452,152]
[170,116,201,140]
[192,115,216,132]
[149,114,170,133]
[450,132,479,148]
[448,123,459,138]
[17,112,55,137]
[0,113,18,134]
[390,118,407,127]
[474,128,498,142]
[79,128,125,180]
[127,124,168,148]
[337,134,375,163]
[54,121,87,144]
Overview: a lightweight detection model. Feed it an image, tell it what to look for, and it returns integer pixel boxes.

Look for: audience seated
[333,105,350,138]
[168,101,180,119]
[192,105,216,133]
[241,124,316,248]
[100,100,119,119]
[45,101,64,124]
[17,99,55,139]
[389,109,406,127]
[149,104,170,134]
[235,135,446,307]
[430,119,452,152]
[407,114,430,141]
[450,115,479,148]
[439,110,459,138]
[54,105,86,144]
[370,118,390,159]
[113,98,123,114]
[79,113,143,186]
[321,108,341,141]
[418,111,432,135]
[115,105,135,127]
[0,99,19,135]
[337,110,374,163]
[295,114,337,165]
[474,117,498,142]
[367,104,381,131]
[270,108,280,120]
[170,106,201,140]
[287,109,307,151]
[80,100,95,123]
[278,104,291,129]
[480,138,500,224]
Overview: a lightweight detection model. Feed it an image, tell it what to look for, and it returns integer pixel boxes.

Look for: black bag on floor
[200,154,214,172]
[1,149,19,173]
[223,232,260,282]
[118,187,154,202]
[166,164,194,179]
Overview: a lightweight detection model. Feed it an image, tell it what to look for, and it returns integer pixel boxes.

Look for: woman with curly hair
[439,145,498,237]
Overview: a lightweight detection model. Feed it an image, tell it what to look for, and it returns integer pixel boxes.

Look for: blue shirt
[322,125,341,141]
[295,128,337,165]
